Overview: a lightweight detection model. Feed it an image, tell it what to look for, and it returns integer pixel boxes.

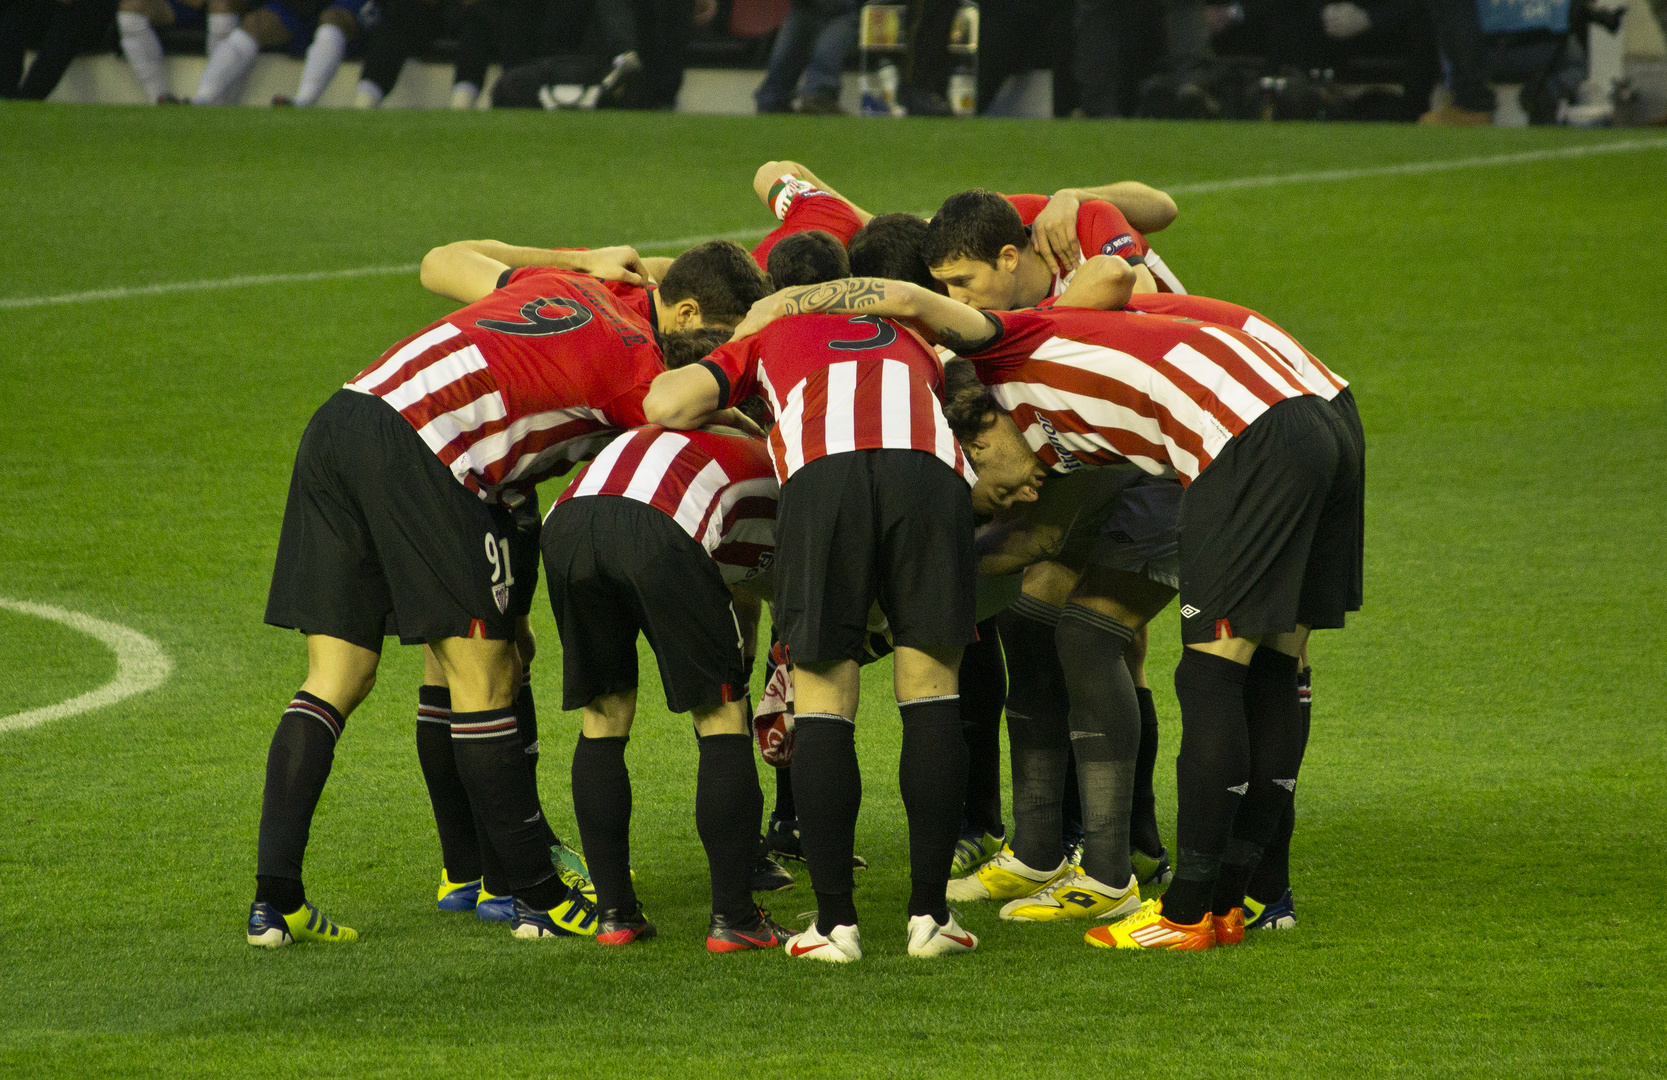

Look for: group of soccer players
[249,153,1363,959]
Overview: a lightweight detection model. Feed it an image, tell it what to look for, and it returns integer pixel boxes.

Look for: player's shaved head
[848,213,937,291]
[660,240,773,327]
[922,190,1030,270]
[766,229,849,289]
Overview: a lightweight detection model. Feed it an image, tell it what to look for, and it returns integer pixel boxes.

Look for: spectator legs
[1429,0,1494,111]
[755,0,854,112]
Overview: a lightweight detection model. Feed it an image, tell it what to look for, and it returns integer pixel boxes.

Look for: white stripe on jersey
[823,362,858,456]
[380,343,489,413]
[413,389,508,457]
[1200,327,1315,399]
[777,380,808,475]
[622,432,690,503]
[676,458,731,539]
[1161,340,1277,427]
[879,358,912,448]
[1145,250,1186,293]
[569,430,637,499]
[351,323,462,393]
[477,405,612,481]
[1243,316,1342,398]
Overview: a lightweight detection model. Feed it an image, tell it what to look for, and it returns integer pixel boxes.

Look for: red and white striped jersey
[554,426,779,584]
[1004,193,1185,295]
[346,267,662,503]
[750,176,866,270]
[969,307,1319,485]
[1122,293,1346,398]
[705,313,973,485]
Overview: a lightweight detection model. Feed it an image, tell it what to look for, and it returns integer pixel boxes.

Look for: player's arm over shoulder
[729,278,1000,355]
[1062,181,1178,234]
[751,160,874,224]
[420,241,649,305]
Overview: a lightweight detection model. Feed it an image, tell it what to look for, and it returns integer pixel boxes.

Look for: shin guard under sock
[773,764,796,821]
[1056,605,1141,888]
[255,691,345,903]
[571,734,634,913]
[1235,648,1304,849]
[696,733,764,922]
[450,707,556,897]
[1245,659,1310,904]
[1000,599,1071,870]
[514,670,559,847]
[415,685,482,883]
[1166,649,1252,924]
[1131,686,1163,857]
[958,621,1007,836]
[790,714,862,932]
[899,696,967,922]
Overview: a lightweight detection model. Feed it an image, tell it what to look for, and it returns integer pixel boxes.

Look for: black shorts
[498,491,542,619]
[1176,395,1363,645]
[541,496,748,714]
[1331,386,1365,611]
[773,449,976,665]
[264,389,520,651]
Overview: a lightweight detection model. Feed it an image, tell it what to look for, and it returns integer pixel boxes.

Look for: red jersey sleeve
[1002,193,1050,224]
[751,177,866,269]
[964,310,1059,374]
[702,336,763,408]
[1074,200,1150,261]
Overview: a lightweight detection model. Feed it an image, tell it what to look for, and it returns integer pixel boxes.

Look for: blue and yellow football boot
[437,870,482,912]
[1242,888,1297,930]
[247,900,358,948]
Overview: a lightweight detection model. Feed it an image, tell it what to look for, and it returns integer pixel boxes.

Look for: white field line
[0,599,172,735]
[2,137,1662,312]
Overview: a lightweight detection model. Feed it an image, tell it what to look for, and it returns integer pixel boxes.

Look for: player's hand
[729,293,785,342]
[1055,254,1136,310]
[712,407,766,438]
[573,245,652,286]
[1032,191,1084,276]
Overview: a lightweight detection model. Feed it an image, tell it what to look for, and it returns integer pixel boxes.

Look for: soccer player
[542,420,789,951]
[190,0,375,106]
[748,160,871,273]
[116,0,241,103]
[642,287,981,963]
[921,188,1181,315]
[250,237,769,948]
[723,266,1362,951]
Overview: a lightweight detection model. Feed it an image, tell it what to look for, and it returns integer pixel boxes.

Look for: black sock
[958,620,1007,836]
[1235,649,1304,847]
[1165,649,1252,925]
[899,696,968,922]
[1057,605,1141,888]
[999,599,1070,870]
[696,733,763,922]
[415,685,482,884]
[1131,687,1162,857]
[571,734,635,913]
[515,670,559,848]
[773,764,796,821]
[1212,837,1262,917]
[255,691,344,905]
[450,706,557,898]
[1248,664,1310,904]
[790,714,862,933]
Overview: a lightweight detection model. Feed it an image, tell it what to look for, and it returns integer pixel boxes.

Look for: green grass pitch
[1,104,1664,1078]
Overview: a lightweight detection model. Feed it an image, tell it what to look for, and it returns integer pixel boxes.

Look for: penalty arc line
[1,136,1662,312]
[0,599,173,735]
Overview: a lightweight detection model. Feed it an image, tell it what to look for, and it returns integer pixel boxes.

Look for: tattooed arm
[729,277,1002,353]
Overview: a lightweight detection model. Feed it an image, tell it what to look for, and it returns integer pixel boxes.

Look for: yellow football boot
[998,869,1141,922]
[1084,898,1215,950]
[946,845,1069,903]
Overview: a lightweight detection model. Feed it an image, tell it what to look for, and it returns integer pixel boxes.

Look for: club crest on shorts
[492,582,510,613]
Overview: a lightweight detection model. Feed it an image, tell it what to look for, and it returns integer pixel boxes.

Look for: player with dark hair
[250,239,767,948]
[922,188,1184,307]
[846,213,938,290]
[542,421,788,951]
[642,284,981,963]
[728,267,1362,951]
[766,229,850,290]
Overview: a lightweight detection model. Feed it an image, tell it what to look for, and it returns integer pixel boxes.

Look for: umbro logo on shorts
[1180,604,1201,618]
[1227,782,1249,795]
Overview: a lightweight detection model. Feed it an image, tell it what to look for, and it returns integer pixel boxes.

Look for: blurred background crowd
[4,0,1665,124]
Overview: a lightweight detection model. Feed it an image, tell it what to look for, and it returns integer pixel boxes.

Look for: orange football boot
[1212,907,1245,946]
[1084,899,1215,951]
